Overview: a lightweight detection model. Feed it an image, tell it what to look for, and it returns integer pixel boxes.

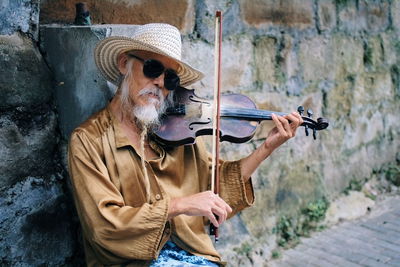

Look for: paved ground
[269,195,400,267]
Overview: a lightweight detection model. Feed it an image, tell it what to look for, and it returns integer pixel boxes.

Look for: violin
[153,86,329,146]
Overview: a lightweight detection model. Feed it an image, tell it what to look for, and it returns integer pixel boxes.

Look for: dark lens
[143,59,164,78]
[164,69,180,91]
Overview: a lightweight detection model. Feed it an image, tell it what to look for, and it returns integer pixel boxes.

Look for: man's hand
[168,191,232,227]
[264,112,303,152]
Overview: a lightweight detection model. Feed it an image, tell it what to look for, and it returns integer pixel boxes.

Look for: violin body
[154,87,259,146]
[153,86,329,146]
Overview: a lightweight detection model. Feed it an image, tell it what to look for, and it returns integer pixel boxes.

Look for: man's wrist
[261,141,274,160]
[168,197,185,219]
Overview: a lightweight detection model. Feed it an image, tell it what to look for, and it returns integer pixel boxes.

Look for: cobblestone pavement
[269,195,400,267]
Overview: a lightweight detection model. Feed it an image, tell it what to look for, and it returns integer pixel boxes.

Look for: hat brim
[95,36,204,87]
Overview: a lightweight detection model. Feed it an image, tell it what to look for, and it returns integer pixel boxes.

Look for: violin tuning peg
[305,125,309,136]
[313,128,317,140]
[307,109,313,118]
[297,106,304,116]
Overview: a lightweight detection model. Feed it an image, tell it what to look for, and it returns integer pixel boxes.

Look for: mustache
[138,87,163,99]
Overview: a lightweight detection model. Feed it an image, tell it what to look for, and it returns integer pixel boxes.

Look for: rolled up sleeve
[68,131,169,263]
[219,159,255,218]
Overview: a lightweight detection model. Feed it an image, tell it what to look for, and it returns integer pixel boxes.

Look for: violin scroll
[297,106,329,140]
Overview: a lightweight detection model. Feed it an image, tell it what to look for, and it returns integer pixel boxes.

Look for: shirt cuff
[219,160,255,215]
[143,197,170,259]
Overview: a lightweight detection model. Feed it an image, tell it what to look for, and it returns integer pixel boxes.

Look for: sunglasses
[128,54,180,91]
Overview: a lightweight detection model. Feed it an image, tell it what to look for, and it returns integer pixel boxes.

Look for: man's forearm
[240,142,275,182]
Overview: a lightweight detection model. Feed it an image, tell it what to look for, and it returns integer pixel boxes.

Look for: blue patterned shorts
[150,241,219,267]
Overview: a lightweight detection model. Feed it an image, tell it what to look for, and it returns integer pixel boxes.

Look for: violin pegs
[305,125,309,136]
[297,106,304,116]
[307,109,313,118]
[313,128,317,140]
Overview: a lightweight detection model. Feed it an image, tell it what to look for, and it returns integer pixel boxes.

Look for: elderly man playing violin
[68,23,303,267]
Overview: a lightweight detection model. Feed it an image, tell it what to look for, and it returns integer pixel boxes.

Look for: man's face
[119,50,178,129]
[126,51,177,108]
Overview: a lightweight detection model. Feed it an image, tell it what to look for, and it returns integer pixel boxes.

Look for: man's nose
[152,73,164,89]
[152,73,169,97]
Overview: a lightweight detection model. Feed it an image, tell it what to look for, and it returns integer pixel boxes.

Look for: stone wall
[0,1,81,266]
[1,0,399,266]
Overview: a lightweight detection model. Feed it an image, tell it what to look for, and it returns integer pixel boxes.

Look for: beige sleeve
[219,159,255,218]
[68,131,168,263]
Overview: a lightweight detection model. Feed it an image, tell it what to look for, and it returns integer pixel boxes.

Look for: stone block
[338,0,389,33]
[380,32,399,66]
[195,0,244,42]
[182,34,254,97]
[298,36,335,83]
[0,177,77,265]
[181,38,213,97]
[240,0,314,29]
[354,72,393,108]
[280,34,299,80]
[0,0,39,38]
[392,0,400,32]
[0,108,57,188]
[254,36,277,87]
[332,34,364,80]
[216,35,254,91]
[338,1,367,33]
[279,34,303,95]
[364,0,390,33]
[40,0,195,34]
[0,33,52,109]
[324,77,355,126]
[317,0,337,31]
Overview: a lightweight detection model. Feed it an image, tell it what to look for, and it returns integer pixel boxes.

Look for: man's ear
[117,53,129,75]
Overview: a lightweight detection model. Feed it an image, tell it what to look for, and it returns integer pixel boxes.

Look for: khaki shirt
[68,104,255,266]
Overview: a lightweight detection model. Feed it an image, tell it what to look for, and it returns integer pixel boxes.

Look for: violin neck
[221,107,288,121]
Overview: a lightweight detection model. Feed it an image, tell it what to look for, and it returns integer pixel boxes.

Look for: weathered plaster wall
[1,0,399,266]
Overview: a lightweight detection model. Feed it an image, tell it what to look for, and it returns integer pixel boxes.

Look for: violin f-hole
[188,118,212,130]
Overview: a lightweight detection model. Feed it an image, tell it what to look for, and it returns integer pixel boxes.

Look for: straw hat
[94,23,204,87]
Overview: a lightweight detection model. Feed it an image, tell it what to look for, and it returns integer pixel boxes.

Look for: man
[68,23,303,266]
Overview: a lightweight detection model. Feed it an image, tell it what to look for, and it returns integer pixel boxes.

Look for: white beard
[120,81,172,132]
[133,100,161,128]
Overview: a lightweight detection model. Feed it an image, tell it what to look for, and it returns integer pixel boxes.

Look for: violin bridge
[186,102,207,119]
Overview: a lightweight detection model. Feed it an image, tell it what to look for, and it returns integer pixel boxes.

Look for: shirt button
[155,194,161,200]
